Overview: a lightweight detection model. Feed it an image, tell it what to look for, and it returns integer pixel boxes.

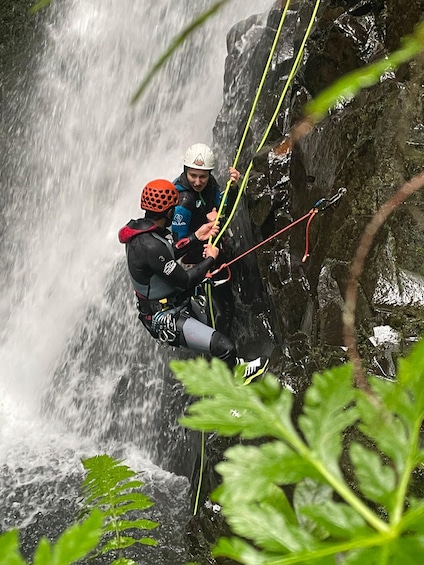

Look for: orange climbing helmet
[140,179,179,213]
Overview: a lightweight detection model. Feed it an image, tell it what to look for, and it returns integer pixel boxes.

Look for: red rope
[206,208,317,280]
[302,209,318,262]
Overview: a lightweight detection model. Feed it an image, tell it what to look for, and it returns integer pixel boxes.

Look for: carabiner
[204,264,232,286]
[313,187,347,212]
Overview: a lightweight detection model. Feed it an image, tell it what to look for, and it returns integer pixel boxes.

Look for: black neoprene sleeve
[143,234,215,290]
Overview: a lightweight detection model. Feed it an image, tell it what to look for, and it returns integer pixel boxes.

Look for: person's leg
[137,299,156,335]
[177,315,268,383]
[177,315,236,366]
[140,305,268,383]
[210,329,236,366]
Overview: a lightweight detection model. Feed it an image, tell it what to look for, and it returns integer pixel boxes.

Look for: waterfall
[0,0,270,561]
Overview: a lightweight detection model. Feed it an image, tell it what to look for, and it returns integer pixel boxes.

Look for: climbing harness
[151,279,214,345]
[150,297,184,344]
[204,187,347,285]
[190,293,209,325]
[150,288,210,344]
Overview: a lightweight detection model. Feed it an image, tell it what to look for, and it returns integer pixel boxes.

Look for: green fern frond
[171,339,424,564]
[80,455,159,561]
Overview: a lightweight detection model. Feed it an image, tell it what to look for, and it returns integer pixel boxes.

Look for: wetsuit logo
[163,260,177,275]
[173,213,185,226]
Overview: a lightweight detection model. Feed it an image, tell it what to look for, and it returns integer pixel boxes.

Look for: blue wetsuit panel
[172,205,192,240]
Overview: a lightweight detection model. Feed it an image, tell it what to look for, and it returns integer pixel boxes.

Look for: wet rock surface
[216,0,424,389]
[188,0,424,562]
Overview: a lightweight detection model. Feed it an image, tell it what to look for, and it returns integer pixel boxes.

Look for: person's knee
[210,331,236,366]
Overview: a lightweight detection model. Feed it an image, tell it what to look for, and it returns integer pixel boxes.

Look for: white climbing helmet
[183,143,215,170]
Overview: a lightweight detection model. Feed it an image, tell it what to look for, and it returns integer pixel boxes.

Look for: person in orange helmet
[119,178,269,384]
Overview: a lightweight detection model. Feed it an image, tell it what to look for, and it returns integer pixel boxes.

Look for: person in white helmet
[171,143,240,335]
[172,143,240,239]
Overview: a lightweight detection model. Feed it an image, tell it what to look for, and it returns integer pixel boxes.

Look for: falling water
[0,0,271,562]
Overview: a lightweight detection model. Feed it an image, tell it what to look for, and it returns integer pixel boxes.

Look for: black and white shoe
[236,356,270,385]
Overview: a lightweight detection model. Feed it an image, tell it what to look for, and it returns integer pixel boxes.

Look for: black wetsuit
[171,172,235,335]
[118,218,235,365]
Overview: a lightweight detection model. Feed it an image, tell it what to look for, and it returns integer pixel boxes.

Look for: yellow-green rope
[193,429,206,515]
[211,0,292,243]
[193,0,322,516]
[213,0,322,248]
[193,3,291,518]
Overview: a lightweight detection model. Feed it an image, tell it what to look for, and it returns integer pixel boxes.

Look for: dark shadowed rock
[187,1,424,561]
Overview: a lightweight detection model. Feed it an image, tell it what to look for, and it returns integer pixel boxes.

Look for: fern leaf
[80,454,158,562]
[100,535,157,552]
[0,531,26,565]
[102,518,159,534]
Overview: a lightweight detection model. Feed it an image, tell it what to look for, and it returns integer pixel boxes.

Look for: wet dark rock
[188,0,424,559]
[317,261,345,345]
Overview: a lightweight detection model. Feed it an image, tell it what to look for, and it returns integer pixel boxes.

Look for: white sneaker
[236,357,270,385]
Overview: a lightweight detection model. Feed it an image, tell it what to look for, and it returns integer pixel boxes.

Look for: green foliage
[0,512,103,565]
[0,455,159,565]
[170,338,424,564]
[80,455,159,563]
[0,531,27,565]
[28,0,53,15]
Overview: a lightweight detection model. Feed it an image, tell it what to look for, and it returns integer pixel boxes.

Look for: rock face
[214,0,424,387]
[189,0,424,561]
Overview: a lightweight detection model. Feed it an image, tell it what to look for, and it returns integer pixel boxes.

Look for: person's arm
[146,233,217,290]
[185,254,216,287]
[173,220,219,261]
[172,204,192,240]
[171,189,194,240]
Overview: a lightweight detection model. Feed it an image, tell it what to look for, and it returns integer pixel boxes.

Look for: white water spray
[0,0,271,538]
